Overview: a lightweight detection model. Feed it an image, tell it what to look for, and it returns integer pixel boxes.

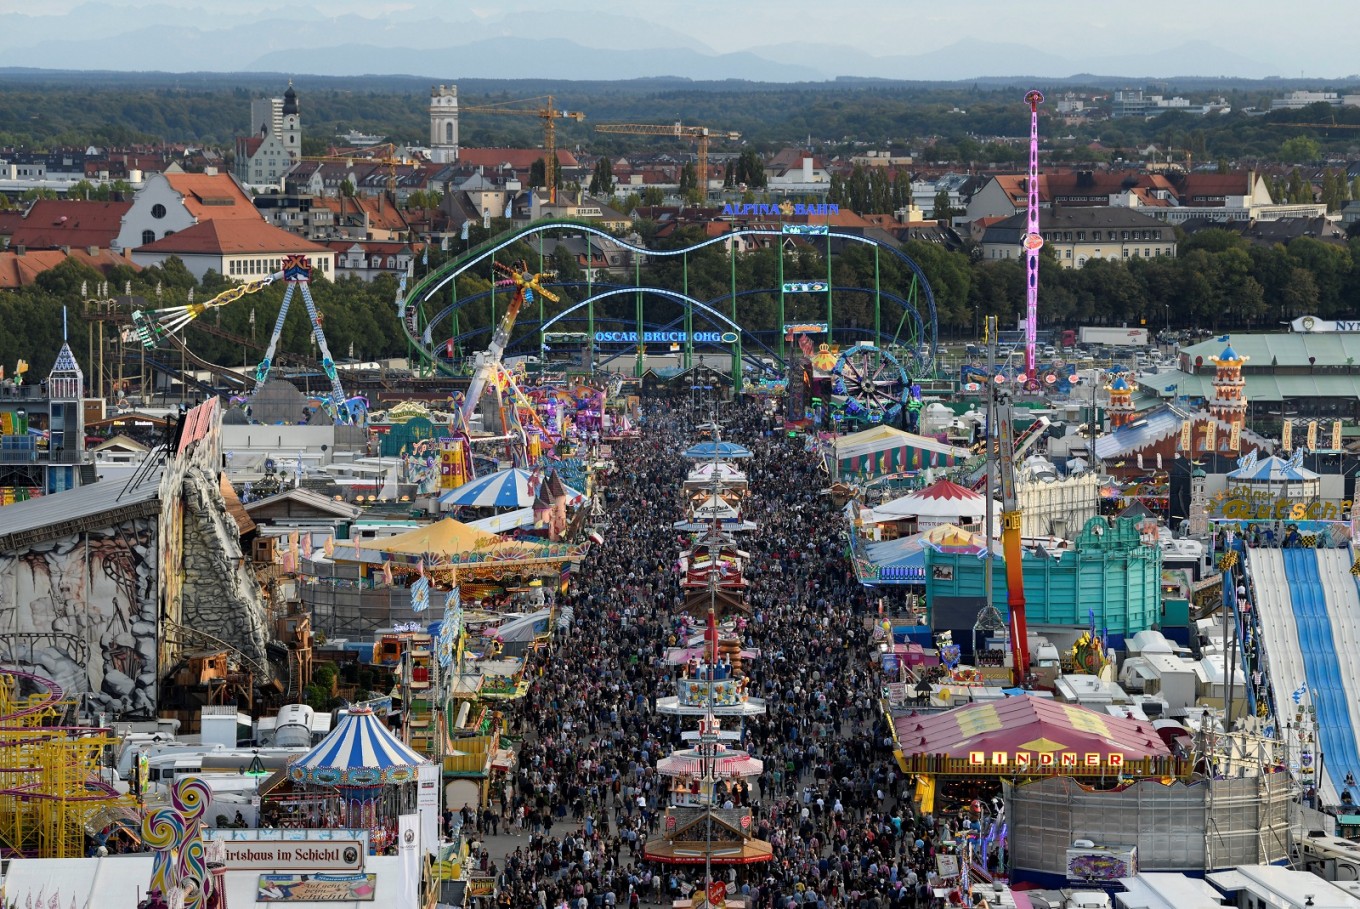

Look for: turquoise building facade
[924,516,1162,640]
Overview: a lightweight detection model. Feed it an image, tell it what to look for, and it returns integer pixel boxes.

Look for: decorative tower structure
[280,82,301,166]
[1188,467,1209,537]
[1021,89,1045,388]
[430,84,460,164]
[1107,374,1134,429]
[647,441,771,898]
[45,315,85,467]
[1208,340,1248,451]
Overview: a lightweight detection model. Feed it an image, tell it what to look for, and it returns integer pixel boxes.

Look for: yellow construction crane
[460,95,586,203]
[594,122,741,199]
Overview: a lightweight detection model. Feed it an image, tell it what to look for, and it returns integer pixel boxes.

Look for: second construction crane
[461,95,585,204]
[594,122,740,199]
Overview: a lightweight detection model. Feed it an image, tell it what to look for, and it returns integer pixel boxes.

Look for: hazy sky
[2,0,1358,79]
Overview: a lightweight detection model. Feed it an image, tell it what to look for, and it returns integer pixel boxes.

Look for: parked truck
[1079,327,1149,347]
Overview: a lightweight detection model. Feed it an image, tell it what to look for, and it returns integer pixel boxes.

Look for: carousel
[266,707,433,851]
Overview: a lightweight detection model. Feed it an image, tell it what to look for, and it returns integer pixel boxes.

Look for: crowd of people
[462,398,974,909]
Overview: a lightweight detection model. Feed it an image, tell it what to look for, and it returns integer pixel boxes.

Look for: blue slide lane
[1285,547,1360,797]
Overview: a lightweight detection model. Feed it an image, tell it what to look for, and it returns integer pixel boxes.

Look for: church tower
[280,82,301,165]
[1208,340,1248,449]
[429,84,459,164]
[1107,374,1134,429]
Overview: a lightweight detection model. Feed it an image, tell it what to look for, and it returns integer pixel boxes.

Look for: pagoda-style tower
[646,437,771,890]
[1208,341,1248,446]
[1107,374,1135,429]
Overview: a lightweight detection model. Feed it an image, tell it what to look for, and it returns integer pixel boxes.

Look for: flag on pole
[461,220,470,241]
[382,560,394,586]
[422,245,429,266]
[323,537,335,559]
[353,533,362,559]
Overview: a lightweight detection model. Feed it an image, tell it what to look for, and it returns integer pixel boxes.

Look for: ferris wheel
[831,343,912,424]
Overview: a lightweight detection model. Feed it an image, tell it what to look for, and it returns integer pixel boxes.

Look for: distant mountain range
[2,5,1356,82]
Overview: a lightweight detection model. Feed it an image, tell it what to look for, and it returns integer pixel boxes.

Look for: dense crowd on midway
[462,399,969,909]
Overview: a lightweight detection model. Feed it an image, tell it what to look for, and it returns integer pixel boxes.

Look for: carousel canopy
[874,478,995,520]
[1226,454,1318,483]
[288,707,430,787]
[683,441,753,460]
[438,468,588,509]
[358,517,499,557]
[656,747,764,778]
[439,467,534,508]
[893,696,1171,769]
[829,427,969,479]
[686,462,748,485]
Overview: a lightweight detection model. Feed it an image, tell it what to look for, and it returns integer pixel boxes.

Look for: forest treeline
[6,223,1358,382]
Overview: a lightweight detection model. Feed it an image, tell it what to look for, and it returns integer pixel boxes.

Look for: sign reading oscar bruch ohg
[223,840,365,872]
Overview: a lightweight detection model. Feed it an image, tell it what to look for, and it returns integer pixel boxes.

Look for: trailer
[1079,327,1150,347]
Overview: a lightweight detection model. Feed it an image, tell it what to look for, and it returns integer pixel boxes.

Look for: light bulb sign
[594,331,738,345]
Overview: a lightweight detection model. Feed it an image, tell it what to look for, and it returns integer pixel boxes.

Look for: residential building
[236,85,301,190]
[0,247,136,288]
[764,149,832,192]
[5,199,131,251]
[967,169,1319,225]
[253,192,336,241]
[113,170,262,253]
[129,219,335,281]
[979,206,1176,267]
[1180,214,1349,248]
[322,240,417,281]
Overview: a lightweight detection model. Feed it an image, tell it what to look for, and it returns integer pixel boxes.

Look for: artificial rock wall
[179,466,270,675]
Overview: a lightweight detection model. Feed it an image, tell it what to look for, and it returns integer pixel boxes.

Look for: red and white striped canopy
[655,747,764,778]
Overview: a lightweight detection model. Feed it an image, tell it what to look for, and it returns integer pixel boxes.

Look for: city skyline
[1,0,1357,81]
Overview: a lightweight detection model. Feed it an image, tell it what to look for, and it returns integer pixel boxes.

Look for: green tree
[588,156,614,197]
[529,158,546,190]
[1279,135,1321,164]
[932,189,957,221]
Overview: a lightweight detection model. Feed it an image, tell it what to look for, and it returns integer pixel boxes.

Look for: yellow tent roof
[834,424,910,449]
[357,517,499,556]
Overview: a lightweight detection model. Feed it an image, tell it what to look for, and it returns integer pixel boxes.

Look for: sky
[1,0,1358,80]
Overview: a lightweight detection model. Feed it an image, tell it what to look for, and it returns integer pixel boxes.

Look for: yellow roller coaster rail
[0,666,135,858]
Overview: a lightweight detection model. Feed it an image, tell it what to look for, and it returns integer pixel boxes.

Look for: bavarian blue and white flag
[1292,682,1309,704]
[437,582,462,668]
[411,576,431,613]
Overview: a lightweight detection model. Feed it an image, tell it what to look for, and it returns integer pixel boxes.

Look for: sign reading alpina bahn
[722,202,839,216]
[222,839,366,871]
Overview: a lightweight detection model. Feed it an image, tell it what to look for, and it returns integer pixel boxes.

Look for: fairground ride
[132,255,362,424]
[0,666,135,858]
[1022,89,1044,389]
[398,219,941,393]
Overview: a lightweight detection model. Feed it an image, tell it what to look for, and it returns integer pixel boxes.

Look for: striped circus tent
[439,467,535,508]
[288,707,430,788]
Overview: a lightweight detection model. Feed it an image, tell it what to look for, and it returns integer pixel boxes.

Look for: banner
[398,814,419,909]
[221,840,364,872]
[1307,420,1318,451]
[1282,421,1293,452]
[256,874,376,902]
[1179,419,1192,452]
[1333,420,1344,452]
[1203,421,1216,453]
[418,763,441,857]
[1229,422,1241,453]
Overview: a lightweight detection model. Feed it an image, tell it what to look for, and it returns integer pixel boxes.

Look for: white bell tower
[430,84,459,164]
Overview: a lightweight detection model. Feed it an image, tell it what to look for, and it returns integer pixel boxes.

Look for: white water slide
[1249,546,1360,805]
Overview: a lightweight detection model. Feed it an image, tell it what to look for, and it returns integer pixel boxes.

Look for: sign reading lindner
[222,840,366,872]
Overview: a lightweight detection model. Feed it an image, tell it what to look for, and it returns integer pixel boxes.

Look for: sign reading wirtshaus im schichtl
[222,840,365,871]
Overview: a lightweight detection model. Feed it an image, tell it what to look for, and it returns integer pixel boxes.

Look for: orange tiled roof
[9,199,132,250]
[162,172,260,221]
[0,249,139,288]
[134,219,332,255]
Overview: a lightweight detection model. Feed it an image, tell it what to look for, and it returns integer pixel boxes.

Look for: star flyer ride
[131,254,362,423]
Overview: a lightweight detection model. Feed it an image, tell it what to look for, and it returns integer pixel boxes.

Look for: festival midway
[2,70,1360,909]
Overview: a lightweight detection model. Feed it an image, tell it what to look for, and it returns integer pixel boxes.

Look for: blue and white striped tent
[1226,454,1318,483]
[288,707,429,788]
[439,467,534,508]
[439,467,586,508]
